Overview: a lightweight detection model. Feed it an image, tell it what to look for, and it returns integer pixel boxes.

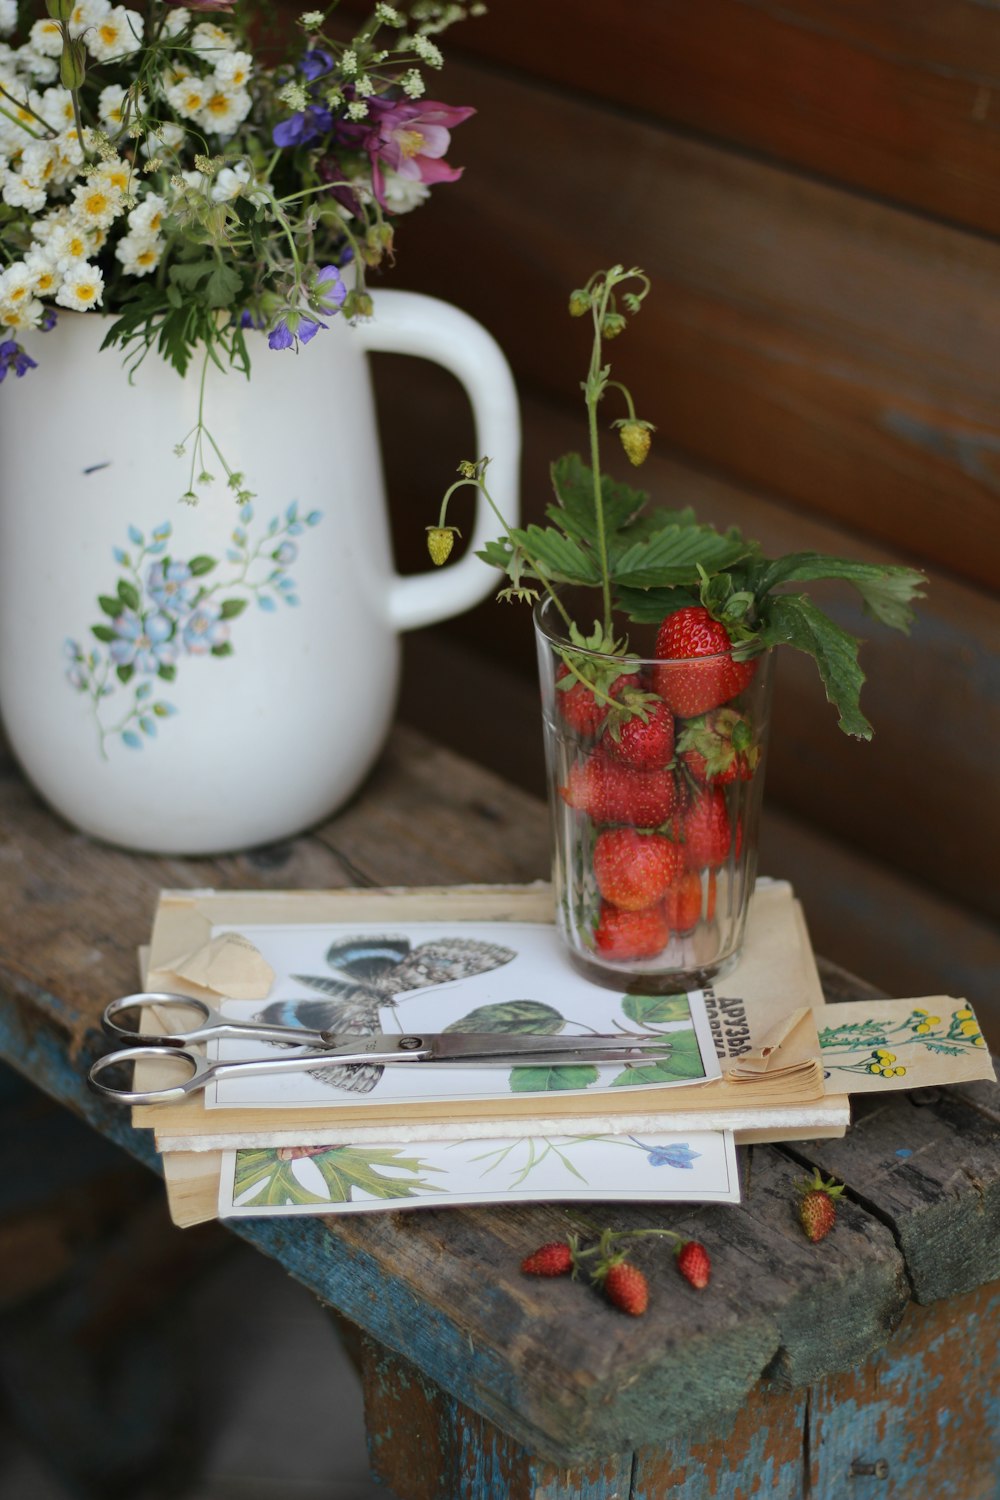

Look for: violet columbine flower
[267,321,295,351]
[299,48,333,83]
[0,340,38,382]
[353,98,475,209]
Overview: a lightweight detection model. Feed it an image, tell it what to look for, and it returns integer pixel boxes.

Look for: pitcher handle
[354,290,520,633]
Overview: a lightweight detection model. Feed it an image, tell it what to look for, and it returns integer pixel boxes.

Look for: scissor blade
[311,1030,673,1066]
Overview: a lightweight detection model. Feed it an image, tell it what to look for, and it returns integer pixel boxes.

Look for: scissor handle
[88,1045,214,1105]
[102,992,219,1045]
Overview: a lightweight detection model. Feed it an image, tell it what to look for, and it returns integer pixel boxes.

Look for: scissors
[88,991,674,1105]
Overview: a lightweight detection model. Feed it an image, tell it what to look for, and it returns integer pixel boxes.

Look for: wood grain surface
[0,727,996,1468]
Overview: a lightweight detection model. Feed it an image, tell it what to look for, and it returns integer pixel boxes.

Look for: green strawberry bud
[568,289,591,316]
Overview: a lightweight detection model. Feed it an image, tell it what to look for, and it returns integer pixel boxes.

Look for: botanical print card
[217,1127,740,1217]
[818,998,995,1091]
[202,920,721,1109]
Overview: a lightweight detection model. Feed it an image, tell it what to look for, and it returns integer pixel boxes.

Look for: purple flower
[0,340,38,382]
[273,104,333,149]
[629,1138,701,1169]
[40,308,57,332]
[345,98,475,208]
[299,48,333,83]
[314,263,346,311]
[267,321,295,350]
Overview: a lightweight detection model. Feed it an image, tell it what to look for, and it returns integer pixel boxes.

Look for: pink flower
[361,99,474,208]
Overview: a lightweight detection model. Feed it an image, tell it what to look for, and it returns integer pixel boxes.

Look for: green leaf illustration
[314,1147,442,1202]
[98,594,123,617]
[115,664,134,685]
[622,994,692,1026]
[92,624,116,643]
[445,1001,565,1035]
[609,1027,705,1086]
[219,598,248,619]
[157,663,177,681]
[211,642,234,657]
[188,555,217,576]
[116,578,140,611]
[509,1064,600,1092]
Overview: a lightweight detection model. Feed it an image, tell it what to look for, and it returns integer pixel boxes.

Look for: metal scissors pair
[88,992,673,1105]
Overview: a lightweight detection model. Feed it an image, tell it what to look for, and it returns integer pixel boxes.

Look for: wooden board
[392,0,1000,240]
[384,53,1000,591]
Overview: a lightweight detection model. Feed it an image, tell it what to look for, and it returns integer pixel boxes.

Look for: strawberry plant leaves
[443,1001,565,1034]
[548,454,647,546]
[610,525,756,588]
[614,584,702,622]
[752,553,926,632]
[509,525,602,584]
[756,593,872,738]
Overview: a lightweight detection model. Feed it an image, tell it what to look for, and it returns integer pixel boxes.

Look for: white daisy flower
[163,6,190,35]
[68,0,110,35]
[128,191,166,235]
[191,21,235,53]
[24,250,61,299]
[38,86,75,131]
[379,167,431,214]
[139,120,184,159]
[28,18,65,57]
[30,207,70,245]
[70,176,124,228]
[94,156,132,196]
[210,161,250,202]
[47,221,92,270]
[16,49,58,84]
[0,293,43,330]
[97,83,128,128]
[114,231,164,277]
[2,169,47,212]
[56,261,104,311]
[213,50,252,90]
[199,86,250,137]
[84,7,143,63]
[166,76,208,120]
[20,138,57,188]
[0,262,35,307]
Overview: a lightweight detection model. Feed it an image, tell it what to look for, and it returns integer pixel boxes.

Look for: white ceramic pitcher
[0,293,519,854]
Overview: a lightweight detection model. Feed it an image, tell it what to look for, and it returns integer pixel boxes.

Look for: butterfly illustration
[253,933,516,1095]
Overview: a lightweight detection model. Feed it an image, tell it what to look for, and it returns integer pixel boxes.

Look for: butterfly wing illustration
[255,984,385,1095]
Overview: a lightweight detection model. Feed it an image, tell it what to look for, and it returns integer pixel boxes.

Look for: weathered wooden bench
[1,726,997,1498]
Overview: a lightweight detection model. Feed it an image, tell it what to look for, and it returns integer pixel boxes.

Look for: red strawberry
[560,753,676,828]
[603,1260,649,1316]
[604,699,675,770]
[521,1241,574,1277]
[675,1239,711,1289]
[653,607,757,717]
[663,870,717,933]
[797,1171,845,1243]
[682,788,732,870]
[594,900,670,959]
[556,665,640,738]
[677,708,759,786]
[593,828,686,911]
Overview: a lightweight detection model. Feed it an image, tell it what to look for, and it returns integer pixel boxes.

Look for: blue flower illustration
[109,608,177,674]
[182,603,230,655]
[146,559,199,612]
[629,1137,701,1169]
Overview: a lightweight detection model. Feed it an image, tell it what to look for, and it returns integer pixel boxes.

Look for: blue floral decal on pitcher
[64,503,322,757]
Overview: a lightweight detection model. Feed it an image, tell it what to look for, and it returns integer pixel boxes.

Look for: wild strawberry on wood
[675,1239,711,1289]
[653,607,757,718]
[797,1170,845,1243]
[593,828,686,911]
[521,1242,574,1277]
[602,1260,649,1316]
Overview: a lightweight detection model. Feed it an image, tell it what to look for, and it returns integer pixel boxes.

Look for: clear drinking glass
[534,594,774,993]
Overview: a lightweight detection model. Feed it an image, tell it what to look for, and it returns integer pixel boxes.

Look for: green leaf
[115,664,134,685]
[188,555,217,576]
[116,579,140,611]
[211,642,234,657]
[757,593,872,738]
[314,1146,442,1202]
[444,1001,565,1035]
[614,584,701,623]
[219,598,248,619]
[92,624,116,642]
[610,525,754,588]
[621,994,692,1026]
[609,1046,706,1085]
[510,524,601,584]
[509,1064,600,1092]
[157,663,177,682]
[753,553,926,633]
[168,259,214,291]
[204,262,243,309]
[548,454,648,547]
[98,594,123,617]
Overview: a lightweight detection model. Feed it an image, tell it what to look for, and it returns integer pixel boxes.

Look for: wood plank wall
[336,2,1000,1028]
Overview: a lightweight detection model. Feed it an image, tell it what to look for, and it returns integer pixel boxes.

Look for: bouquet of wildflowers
[0,0,478,497]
